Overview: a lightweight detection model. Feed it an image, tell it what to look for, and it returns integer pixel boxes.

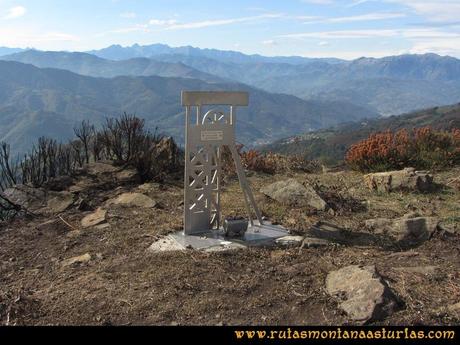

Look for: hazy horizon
[1,42,459,62]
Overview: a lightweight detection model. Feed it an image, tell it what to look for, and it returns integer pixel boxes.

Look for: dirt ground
[0,165,459,325]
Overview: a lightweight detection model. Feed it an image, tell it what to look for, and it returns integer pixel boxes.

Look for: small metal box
[223,217,248,238]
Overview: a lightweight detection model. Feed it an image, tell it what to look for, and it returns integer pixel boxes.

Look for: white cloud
[408,38,460,56]
[303,12,405,24]
[279,29,400,39]
[106,13,283,35]
[318,41,329,46]
[347,0,378,7]
[262,39,278,46]
[149,19,178,26]
[4,6,26,19]
[164,13,283,30]
[295,15,320,21]
[279,27,460,58]
[402,29,460,39]
[386,0,460,22]
[120,12,136,19]
[279,28,460,40]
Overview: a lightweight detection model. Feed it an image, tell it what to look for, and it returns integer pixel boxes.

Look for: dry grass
[0,165,459,325]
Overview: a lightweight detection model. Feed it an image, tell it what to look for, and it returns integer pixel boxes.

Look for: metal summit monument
[182,91,263,234]
[151,91,288,251]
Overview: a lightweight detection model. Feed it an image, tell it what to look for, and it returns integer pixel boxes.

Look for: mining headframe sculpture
[150,91,288,251]
[182,91,263,235]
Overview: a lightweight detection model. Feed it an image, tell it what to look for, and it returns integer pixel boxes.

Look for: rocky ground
[0,162,459,325]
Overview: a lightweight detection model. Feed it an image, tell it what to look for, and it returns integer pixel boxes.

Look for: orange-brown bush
[346,127,460,172]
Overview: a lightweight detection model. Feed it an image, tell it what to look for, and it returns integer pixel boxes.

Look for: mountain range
[86,43,343,65]
[0,60,376,154]
[3,44,460,116]
[1,50,223,82]
[1,43,460,155]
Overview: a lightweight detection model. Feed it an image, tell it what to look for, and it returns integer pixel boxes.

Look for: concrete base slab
[148,221,289,253]
[148,236,186,252]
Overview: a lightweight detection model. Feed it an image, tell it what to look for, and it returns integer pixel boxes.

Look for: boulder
[106,192,157,208]
[364,167,433,193]
[61,253,91,267]
[81,208,107,228]
[115,169,139,183]
[260,179,327,210]
[155,137,179,170]
[46,191,74,214]
[1,185,47,211]
[326,265,399,323]
[366,214,438,248]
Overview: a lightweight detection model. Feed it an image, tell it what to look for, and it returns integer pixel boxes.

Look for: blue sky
[0,0,460,59]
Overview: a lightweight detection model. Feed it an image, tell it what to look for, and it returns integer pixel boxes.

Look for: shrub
[346,127,460,172]
[0,115,181,191]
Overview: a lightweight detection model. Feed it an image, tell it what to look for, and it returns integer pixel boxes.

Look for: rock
[3,186,74,214]
[447,302,460,313]
[138,182,161,192]
[275,235,304,247]
[95,223,111,230]
[366,214,438,248]
[1,185,47,211]
[364,167,434,193]
[308,222,376,246]
[115,169,139,183]
[155,137,179,170]
[61,253,91,267]
[364,218,393,234]
[46,191,74,213]
[260,179,327,210]
[81,208,107,228]
[36,219,69,235]
[326,265,399,323]
[302,237,332,248]
[107,192,157,208]
[204,242,247,252]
